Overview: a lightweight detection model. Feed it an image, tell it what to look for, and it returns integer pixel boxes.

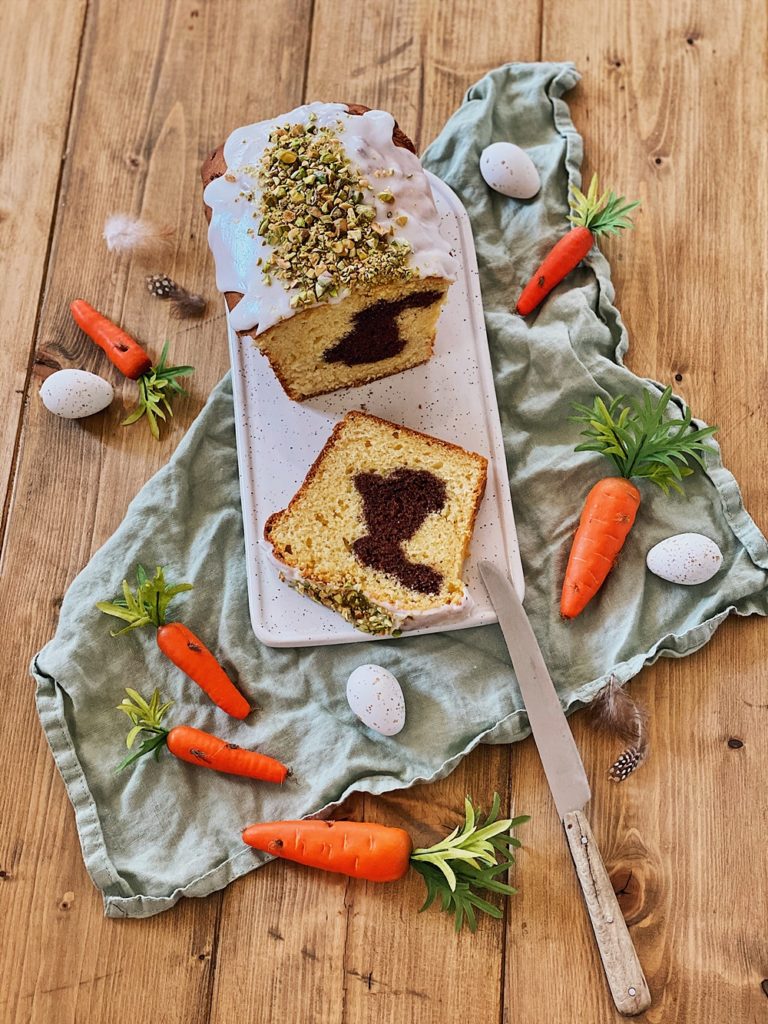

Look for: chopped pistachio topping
[284,576,402,636]
[251,120,415,307]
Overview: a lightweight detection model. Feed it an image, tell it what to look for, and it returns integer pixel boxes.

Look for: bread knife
[479,561,651,1016]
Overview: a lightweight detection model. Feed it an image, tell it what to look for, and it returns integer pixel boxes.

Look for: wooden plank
[505,1,768,1020]
[0,0,87,542]
[0,3,313,1023]
[209,4,540,1024]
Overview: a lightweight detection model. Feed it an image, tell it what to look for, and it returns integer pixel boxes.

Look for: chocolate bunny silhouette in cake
[352,467,447,594]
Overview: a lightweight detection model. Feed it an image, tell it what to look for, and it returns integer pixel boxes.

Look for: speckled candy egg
[346,664,405,736]
[646,533,723,586]
[479,142,541,199]
[40,369,114,419]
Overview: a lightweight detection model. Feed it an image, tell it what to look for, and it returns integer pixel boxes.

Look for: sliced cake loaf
[264,411,487,635]
[202,102,456,401]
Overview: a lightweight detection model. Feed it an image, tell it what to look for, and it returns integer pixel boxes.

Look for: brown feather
[169,284,207,319]
[591,675,649,782]
[145,274,207,319]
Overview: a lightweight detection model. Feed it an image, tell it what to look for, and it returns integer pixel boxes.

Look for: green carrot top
[410,794,529,933]
[121,341,194,441]
[97,564,193,634]
[571,386,718,493]
[568,173,640,237]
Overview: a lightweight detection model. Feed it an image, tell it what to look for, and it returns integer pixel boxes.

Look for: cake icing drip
[204,102,457,336]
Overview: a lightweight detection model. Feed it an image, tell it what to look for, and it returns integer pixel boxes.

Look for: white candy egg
[346,664,405,737]
[479,142,541,199]
[646,533,723,586]
[40,369,114,419]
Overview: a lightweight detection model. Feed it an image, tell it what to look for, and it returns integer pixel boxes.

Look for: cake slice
[202,102,457,401]
[264,411,487,635]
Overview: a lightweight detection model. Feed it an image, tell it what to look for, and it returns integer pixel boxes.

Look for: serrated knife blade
[479,561,590,818]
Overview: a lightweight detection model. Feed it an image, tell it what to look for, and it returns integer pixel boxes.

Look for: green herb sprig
[571,386,718,494]
[96,564,193,635]
[115,687,173,771]
[122,342,194,440]
[410,794,529,933]
[568,173,640,237]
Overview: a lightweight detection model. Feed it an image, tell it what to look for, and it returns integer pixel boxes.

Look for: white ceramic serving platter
[228,171,524,647]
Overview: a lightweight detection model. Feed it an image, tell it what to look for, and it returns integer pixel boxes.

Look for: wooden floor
[1,1,766,1022]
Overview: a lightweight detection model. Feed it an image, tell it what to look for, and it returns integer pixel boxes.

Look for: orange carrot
[562,388,718,618]
[517,226,594,316]
[167,725,287,782]
[243,820,413,882]
[157,623,250,720]
[70,299,152,379]
[516,175,639,317]
[97,565,251,719]
[116,690,287,782]
[560,477,640,618]
[241,795,530,933]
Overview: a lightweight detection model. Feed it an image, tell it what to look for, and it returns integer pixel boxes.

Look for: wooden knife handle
[563,809,651,1016]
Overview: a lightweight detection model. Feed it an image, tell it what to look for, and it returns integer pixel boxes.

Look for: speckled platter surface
[228,172,524,647]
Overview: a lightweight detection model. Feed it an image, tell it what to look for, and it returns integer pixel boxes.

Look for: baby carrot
[243,820,412,882]
[560,477,640,618]
[116,690,287,782]
[70,299,152,379]
[242,795,530,933]
[157,623,250,720]
[516,175,639,316]
[167,726,287,782]
[562,388,717,617]
[97,565,251,719]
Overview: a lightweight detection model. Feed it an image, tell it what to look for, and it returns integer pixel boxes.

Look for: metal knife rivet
[628,988,637,996]
[581,836,588,845]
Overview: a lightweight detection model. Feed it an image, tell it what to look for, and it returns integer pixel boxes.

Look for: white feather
[103,213,173,257]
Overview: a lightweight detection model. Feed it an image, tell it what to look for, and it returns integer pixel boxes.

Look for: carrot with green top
[243,795,529,933]
[97,565,251,718]
[561,387,718,618]
[70,299,193,439]
[516,175,640,316]
[116,688,287,782]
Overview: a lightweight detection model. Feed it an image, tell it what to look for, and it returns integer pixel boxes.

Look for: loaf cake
[264,411,487,635]
[202,102,457,401]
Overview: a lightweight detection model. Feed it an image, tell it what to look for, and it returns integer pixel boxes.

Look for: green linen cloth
[32,63,768,918]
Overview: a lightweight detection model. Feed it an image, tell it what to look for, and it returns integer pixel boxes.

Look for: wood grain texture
[1,1,767,1023]
[0,0,87,542]
[563,810,650,1015]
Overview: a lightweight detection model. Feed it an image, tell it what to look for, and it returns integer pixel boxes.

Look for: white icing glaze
[377,589,472,632]
[260,541,470,633]
[204,102,457,336]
